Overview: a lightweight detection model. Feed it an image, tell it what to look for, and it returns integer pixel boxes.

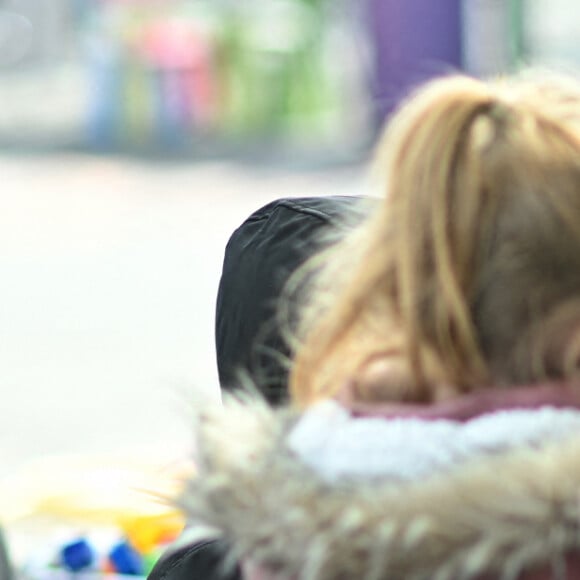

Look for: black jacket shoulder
[216,196,371,404]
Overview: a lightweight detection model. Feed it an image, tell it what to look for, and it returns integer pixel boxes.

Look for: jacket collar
[183,386,580,579]
[342,382,580,421]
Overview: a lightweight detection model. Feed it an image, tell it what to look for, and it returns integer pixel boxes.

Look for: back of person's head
[290,72,580,406]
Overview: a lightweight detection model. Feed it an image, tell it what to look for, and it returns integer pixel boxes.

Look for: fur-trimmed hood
[180,386,580,580]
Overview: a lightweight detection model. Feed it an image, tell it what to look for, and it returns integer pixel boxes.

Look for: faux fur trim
[180,396,580,580]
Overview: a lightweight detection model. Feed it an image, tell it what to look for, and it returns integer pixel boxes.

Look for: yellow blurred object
[0,451,194,527]
[0,450,193,568]
[122,513,184,553]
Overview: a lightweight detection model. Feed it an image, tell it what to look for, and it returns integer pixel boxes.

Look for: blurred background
[0,0,373,160]
[0,0,578,158]
[2,0,580,571]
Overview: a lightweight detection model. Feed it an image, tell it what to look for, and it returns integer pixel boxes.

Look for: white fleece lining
[286,400,580,483]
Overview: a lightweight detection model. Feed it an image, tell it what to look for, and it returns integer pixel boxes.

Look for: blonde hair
[289,72,580,407]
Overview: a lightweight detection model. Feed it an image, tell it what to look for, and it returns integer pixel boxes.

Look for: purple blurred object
[365,0,462,125]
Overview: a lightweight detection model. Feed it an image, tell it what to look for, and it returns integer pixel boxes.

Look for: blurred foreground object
[0,526,14,580]
[0,452,189,579]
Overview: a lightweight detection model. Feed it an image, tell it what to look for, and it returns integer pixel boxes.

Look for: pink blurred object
[140,19,208,70]
[138,19,215,126]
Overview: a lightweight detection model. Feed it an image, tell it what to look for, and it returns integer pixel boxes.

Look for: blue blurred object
[110,541,144,576]
[86,39,124,150]
[60,538,95,572]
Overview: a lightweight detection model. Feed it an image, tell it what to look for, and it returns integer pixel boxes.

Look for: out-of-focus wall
[525,0,580,69]
[1,0,73,64]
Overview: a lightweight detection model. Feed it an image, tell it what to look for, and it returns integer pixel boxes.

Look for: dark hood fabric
[215,196,372,405]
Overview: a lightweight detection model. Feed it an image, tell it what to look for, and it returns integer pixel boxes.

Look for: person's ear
[336,356,413,403]
[337,355,458,404]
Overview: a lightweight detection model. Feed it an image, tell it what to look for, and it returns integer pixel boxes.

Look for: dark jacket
[149,196,368,580]
[148,539,237,580]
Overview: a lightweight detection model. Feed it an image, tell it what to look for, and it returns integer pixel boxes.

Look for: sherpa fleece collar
[180,386,580,580]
